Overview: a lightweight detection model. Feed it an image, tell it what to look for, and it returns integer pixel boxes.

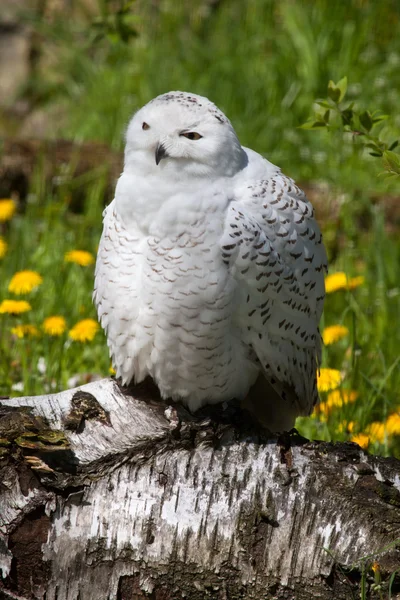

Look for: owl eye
[180,131,202,140]
[142,122,150,130]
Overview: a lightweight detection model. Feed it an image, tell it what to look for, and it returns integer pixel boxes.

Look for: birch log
[0,378,399,600]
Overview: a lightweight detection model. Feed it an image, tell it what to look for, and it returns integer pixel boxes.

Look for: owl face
[124,91,246,179]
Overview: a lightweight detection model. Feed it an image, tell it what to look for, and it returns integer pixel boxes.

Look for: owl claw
[164,405,180,431]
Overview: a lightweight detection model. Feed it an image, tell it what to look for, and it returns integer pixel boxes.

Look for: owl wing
[221,174,328,416]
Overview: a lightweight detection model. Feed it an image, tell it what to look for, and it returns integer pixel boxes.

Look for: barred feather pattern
[221,176,327,416]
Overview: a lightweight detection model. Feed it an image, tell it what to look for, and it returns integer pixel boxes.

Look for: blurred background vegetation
[0,0,399,456]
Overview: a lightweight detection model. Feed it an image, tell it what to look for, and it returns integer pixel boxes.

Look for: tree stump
[0,378,400,600]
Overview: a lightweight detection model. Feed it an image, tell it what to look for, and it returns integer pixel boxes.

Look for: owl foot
[164,405,181,436]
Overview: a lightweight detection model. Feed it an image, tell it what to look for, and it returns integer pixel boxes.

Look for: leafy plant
[301,76,400,177]
[89,0,139,44]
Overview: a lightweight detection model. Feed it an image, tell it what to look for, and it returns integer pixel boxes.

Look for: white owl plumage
[94,91,327,431]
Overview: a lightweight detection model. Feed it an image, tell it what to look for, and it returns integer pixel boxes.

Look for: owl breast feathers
[94,91,327,431]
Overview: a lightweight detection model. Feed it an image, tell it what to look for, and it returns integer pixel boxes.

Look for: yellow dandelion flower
[311,404,326,420]
[385,412,400,436]
[317,368,342,393]
[43,316,67,336]
[351,433,369,449]
[11,324,40,339]
[0,299,31,314]
[0,237,7,259]
[69,318,99,342]
[8,270,43,295]
[365,421,386,444]
[326,389,358,408]
[371,561,381,584]
[322,325,349,345]
[318,390,358,417]
[336,420,355,434]
[348,275,365,289]
[64,250,94,267]
[109,365,116,375]
[325,272,364,294]
[0,199,17,222]
[325,272,348,293]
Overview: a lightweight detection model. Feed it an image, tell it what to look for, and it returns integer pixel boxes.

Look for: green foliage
[17,0,400,189]
[90,0,139,44]
[323,542,400,600]
[301,76,400,176]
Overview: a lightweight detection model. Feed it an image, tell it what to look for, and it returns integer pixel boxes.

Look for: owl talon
[164,406,180,431]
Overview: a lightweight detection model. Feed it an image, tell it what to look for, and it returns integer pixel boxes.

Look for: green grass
[1,0,400,457]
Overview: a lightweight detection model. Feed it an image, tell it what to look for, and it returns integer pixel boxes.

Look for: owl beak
[155,143,168,165]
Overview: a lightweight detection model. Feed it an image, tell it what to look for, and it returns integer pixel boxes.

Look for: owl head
[124,91,247,179]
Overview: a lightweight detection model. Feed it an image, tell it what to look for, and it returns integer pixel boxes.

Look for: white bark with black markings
[0,378,399,600]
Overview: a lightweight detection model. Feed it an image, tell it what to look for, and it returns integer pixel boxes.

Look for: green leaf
[315,100,333,109]
[370,152,383,157]
[359,111,373,132]
[389,140,399,151]
[323,110,330,123]
[383,150,400,174]
[364,142,381,151]
[341,108,353,126]
[389,569,398,599]
[327,80,341,103]
[336,76,348,102]
[299,120,327,130]
[372,114,388,124]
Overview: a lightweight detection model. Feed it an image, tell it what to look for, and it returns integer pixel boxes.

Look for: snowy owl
[94,91,327,431]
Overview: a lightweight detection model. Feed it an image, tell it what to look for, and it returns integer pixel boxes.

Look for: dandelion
[325,272,348,293]
[109,365,116,375]
[336,421,355,434]
[365,421,386,444]
[0,300,31,314]
[326,389,358,408]
[351,433,369,449]
[317,368,342,392]
[43,316,67,336]
[318,390,358,417]
[0,199,17,222]
[69,318,99,342]
[0,237,7,259]
[325,272,364,293]
[8,271,43,295]
[385,412,400,436]
[64,250,94,266]
[322,325,349,345]
[348,275,365,289]
[11,324,40,339]
[371,561,380,573]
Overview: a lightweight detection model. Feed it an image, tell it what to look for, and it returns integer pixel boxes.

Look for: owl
[94,91,327,431]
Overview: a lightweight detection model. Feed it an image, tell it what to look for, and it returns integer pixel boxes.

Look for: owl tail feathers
[242,373,302,433]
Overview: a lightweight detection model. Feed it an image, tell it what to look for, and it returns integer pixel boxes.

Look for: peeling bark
[0,378,400,600]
